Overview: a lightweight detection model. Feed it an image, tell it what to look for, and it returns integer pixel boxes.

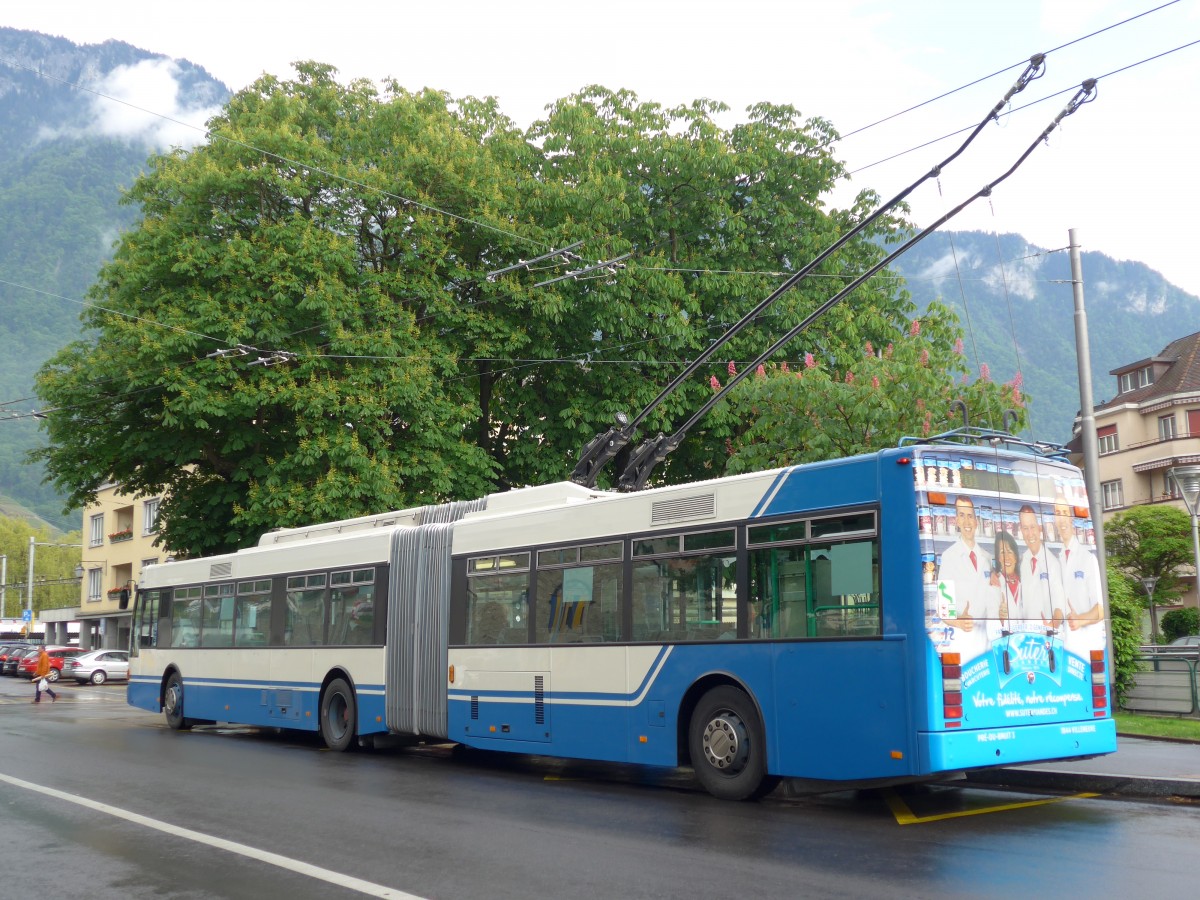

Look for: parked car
[17,645,80,682]
[0,643,27,672]
[1,646,36,676]
[66,650,130,685]
[1164,635,1200,654]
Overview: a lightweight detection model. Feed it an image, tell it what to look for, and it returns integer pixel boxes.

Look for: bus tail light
[940,653,962,726]
[1089,650,1107,713]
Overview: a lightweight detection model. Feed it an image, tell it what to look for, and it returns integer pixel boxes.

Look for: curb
[966,767,1200,799]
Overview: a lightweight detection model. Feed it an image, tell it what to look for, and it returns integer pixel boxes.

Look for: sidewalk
[967,735,1200,798]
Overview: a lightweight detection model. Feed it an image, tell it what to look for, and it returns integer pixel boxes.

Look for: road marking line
[883,789,1100,825]
[0,772,425,899]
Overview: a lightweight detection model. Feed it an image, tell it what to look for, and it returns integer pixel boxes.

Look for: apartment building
[1075,329,1200,607]
[74,483,166,651]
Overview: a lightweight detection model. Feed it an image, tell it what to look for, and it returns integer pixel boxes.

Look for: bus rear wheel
[163,672,192,731]
[320,678,357,752]
[688,686,778,801]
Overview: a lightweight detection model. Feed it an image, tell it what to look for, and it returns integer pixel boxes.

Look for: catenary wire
[850,36,1200,175]
[0,13,1187,419]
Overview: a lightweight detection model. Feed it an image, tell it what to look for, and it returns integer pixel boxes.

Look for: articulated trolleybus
[129,431,1116,800]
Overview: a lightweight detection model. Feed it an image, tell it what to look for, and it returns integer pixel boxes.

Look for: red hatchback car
[18,646,80,683]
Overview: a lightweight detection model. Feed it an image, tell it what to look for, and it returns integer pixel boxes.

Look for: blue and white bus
[128,433,1116,799]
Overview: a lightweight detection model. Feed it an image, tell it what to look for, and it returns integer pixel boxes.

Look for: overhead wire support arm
[616,77,1098,493]
[205,344,254,359]
[534,253,631,289]
[485,241,584,282]
[568,54,1048,488]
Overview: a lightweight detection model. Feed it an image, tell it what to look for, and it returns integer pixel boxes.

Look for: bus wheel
[163,673,192,731]
[320,678,357,752]
[688,686,778,801]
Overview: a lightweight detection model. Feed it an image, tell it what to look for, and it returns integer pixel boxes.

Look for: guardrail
[1122,654,1200,716]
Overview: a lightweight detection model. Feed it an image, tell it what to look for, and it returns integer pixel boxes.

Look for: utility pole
[26,539,84,638]
[26,535,34,628]
[1069,229,1115,680]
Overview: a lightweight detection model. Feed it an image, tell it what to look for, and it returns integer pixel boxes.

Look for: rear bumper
[920,717,1117,772]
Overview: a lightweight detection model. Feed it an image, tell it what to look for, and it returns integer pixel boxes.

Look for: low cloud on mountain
[43,57,221,150]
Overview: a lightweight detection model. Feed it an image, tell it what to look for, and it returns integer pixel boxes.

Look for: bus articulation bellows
[128,433,1116,800]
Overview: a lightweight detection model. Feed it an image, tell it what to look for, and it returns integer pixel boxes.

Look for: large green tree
[35,66,984,556]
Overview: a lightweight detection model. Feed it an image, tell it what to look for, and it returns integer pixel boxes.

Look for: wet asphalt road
[0,673,1197,899]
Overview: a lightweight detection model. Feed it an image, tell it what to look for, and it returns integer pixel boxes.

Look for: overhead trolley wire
[834,0,1179,146]
[851,35,1200,175]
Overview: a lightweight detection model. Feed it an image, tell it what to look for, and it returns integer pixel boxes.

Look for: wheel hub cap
[703,713,749,772]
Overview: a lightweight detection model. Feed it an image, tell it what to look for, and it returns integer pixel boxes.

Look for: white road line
[0,773,425,899]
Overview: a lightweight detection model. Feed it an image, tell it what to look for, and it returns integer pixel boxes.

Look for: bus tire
[163,672,192,731]
[319,678,357,752]
[688,686,778,801]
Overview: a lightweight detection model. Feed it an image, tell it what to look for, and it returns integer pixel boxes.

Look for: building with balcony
[72,483,166,651]
[1073,329,1200,609]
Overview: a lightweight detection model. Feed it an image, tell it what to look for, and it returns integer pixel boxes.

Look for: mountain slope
[889,230,1200,443]
[0,28,229,528]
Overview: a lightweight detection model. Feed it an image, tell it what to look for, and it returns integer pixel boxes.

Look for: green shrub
[1107,566,1142,705]
[1161,606,1200,642]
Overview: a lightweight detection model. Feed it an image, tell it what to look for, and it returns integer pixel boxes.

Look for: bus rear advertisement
[128,434,1116,800]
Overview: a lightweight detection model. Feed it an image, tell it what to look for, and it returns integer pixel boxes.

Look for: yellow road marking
[884,789,1099,825]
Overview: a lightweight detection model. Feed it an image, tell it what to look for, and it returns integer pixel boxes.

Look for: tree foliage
[1161,606,1200,642]
[35,65,1001,556]
[721,312,1027,473]
[1105,505,1194,608]
[0,515,83,614]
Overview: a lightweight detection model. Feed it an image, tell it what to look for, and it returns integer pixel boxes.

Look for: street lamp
[1140,575,1160,643]
[1170,464,1200,614]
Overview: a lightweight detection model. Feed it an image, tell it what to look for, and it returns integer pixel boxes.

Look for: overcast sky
[5,0,1199,297]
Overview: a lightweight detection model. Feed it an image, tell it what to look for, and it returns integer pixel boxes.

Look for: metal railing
[1122,653,1200,717]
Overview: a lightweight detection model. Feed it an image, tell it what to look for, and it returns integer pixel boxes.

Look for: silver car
[66,650,130,685]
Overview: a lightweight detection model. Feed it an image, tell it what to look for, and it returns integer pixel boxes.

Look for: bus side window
[473,602,509,644]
